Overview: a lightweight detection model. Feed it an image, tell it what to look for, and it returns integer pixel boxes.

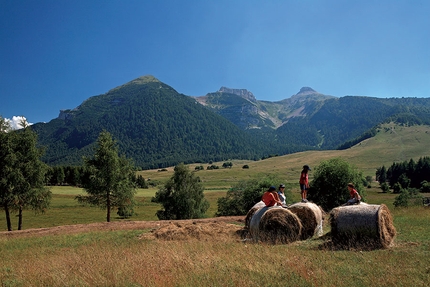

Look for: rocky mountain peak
[219,87,256,102]
[297,87,317,95]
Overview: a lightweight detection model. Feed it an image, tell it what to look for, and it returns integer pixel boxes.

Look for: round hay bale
[288,202,324,240]
[252,201,266,209]
[258,208,302,244]
[329,204,396,249]
[249,206,271,241]
[244,201,266,230]
[244,206,260,230]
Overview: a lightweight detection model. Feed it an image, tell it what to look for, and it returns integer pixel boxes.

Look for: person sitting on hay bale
[277,184,288,207]
[262,186,284,207]
[343,183,362,206]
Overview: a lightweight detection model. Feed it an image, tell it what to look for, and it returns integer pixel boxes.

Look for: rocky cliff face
[218,87,256,102]
[195,87,333,130]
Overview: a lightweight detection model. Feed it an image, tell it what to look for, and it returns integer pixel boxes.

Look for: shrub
[152,163,209,220]
[380,182,390,193]
[307,157,366,211]
[216,174,290,216]
[393,188,422,208]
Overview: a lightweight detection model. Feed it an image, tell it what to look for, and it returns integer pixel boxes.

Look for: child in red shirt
[299,165,311,203]
[262,186,283,207]
[345,183,361,205]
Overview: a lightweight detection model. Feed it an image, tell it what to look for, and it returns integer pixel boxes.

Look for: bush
[307,157,366,211]
[393,188,422,208]
[380,182,390,193]
[117,205,135,218]
[151,163,209,220]
[216,174,290,216]
[420,180,430,193]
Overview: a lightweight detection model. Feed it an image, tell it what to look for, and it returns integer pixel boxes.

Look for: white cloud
[5,116,33,130]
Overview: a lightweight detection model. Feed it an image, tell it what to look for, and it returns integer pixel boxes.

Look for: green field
[1,123,430,286]
[2,123,430,230]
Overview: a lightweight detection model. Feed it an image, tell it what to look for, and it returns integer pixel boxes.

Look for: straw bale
[252,201,266,209]
[244,201,266,230]
[329,203,396,249]
[288,202,324,240]
[244,207,260,230]
[249,206,271,241]
[249,207,302,244]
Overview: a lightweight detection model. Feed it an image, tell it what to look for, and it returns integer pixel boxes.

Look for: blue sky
[1,0,429,125]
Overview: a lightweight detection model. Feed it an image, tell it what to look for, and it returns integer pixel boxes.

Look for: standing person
[262,186,283,207]
[299,165,311,203]
[278,184,287,207]
[344,183,361,205]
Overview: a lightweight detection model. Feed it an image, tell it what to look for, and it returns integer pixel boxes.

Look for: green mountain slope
[32,76,265,169]
[198,86,430,151]
[32,76,430,169]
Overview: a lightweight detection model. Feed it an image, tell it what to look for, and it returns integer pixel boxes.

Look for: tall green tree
[0,116,14,230]
[13,122,51,230]
[0,118,51,231]
[76,130,136,222]
[152,163,209,220]
[307,157,366,211]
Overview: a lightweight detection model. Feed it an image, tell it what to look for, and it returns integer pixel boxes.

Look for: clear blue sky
[1,0,429,124]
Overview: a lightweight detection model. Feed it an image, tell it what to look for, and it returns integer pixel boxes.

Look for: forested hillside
[32,76,268,169]
[32,75,430,169]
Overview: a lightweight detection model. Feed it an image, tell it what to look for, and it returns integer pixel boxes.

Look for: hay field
[1,204,429,287]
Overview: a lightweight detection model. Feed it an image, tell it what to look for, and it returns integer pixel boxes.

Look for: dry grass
[1,208,430,287]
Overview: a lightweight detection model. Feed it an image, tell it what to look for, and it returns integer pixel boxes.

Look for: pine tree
[0,118,51,231]
[76,130,136,222]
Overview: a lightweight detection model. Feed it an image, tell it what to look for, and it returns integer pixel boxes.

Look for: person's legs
[300,187,307,202]
[347,198,358,205]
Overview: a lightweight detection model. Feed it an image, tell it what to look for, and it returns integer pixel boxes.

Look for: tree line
[376,156,430,207]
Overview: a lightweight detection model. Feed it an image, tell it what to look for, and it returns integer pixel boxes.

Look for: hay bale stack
[288,202,324,240]
[329,204,396,249]
[249,206,302,244]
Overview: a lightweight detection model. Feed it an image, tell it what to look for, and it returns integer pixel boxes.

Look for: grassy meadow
[1,123,430,286]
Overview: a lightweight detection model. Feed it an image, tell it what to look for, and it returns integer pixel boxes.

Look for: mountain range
[31,75,430,169]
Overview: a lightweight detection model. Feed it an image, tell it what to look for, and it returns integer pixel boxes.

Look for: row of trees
[376,157,430,207]
[46,165,148,188]
[376,157,430,190]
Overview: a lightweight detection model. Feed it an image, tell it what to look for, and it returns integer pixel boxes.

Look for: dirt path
[0,216,245,239]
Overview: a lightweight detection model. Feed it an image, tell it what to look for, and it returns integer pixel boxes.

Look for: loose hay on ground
[329,203,396,250]
[147,222,243,242]
[288,202,324,240]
